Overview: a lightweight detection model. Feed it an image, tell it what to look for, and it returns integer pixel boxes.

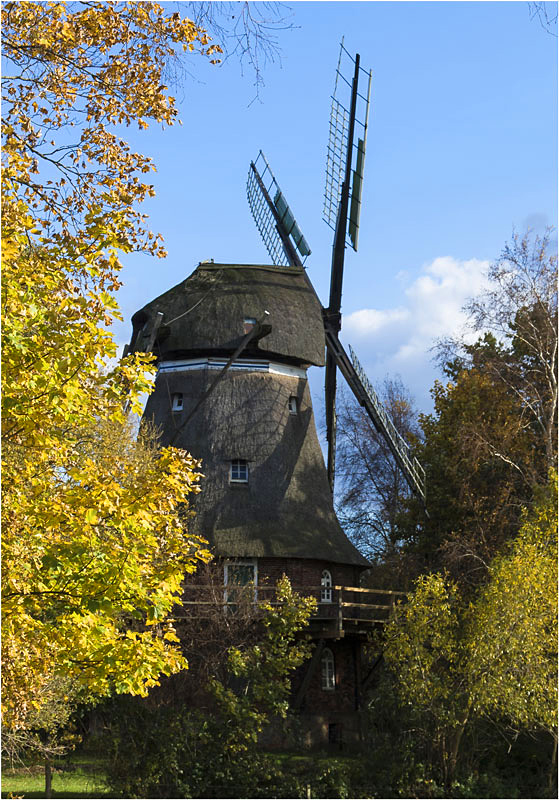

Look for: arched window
[320,569,332,603]
[321,647,336,691]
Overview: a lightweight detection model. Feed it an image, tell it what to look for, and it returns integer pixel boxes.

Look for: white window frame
[288,395,298,415]
[321,647,336,691]
[171,392,183,411]
[230,459,249,483]
[321,569,333,603]
[224,559,258,604]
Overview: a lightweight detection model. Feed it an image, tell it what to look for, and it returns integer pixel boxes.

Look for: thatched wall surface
[144,368,368,567]
[129,263,325,367]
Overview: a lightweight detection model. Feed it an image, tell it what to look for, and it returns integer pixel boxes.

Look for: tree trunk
[444,713,469,788]
[448,722,466,782]
[45,759,52,799]
[549,732,557,794]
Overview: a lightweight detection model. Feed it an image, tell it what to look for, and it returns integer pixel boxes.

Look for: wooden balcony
[306,585,406,638]
[174,584,406,639]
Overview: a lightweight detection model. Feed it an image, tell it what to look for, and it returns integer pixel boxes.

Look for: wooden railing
[174,584,406,634]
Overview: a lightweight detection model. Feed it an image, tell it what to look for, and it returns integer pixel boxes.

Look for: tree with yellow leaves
[2,1,221,739]
[467,471,558,739]
[384,471,557,789]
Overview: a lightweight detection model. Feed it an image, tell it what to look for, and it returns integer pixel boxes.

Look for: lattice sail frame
[323,41,372,251]
[247,150,310,267]
[349,344,426,499]
[324,97,349,233]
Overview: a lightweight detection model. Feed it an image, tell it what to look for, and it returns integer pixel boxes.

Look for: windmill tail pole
[168,311,272,446]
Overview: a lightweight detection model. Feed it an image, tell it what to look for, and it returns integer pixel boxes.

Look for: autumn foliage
[384,471,557,784]
[336,230,557,791]
[1,2,221,734]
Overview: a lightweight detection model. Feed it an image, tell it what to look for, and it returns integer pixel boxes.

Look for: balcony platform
[174,584,406,639]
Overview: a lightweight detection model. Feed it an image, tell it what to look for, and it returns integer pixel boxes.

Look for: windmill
[247,42,426,505]
[125,40,422,748]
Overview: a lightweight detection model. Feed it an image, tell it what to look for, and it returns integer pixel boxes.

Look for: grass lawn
[2,749,364,799]
[1,753,114,799]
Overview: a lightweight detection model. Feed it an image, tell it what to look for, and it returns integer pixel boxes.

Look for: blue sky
[114,1,557,417]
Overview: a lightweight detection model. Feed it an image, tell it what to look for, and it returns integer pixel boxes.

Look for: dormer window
[230,459,249,483]
[172,393,183,411]
[288,396,298,415]
[243,317,257,334]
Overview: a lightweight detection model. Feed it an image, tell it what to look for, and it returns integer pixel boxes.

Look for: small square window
[243,317,257,334]
[230,459,249,483]
[288,396,298,415]
[328,723,342,745]
[172,393,183,411]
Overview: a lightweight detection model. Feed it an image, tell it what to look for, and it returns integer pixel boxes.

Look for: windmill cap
[129,263,326,367]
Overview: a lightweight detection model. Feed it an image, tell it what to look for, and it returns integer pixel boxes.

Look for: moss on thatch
[129,263,326,367]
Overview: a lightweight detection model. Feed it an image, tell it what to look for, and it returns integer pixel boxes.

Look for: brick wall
[184,555,367,744]
[256,556,362,594]
[255,558,365,729]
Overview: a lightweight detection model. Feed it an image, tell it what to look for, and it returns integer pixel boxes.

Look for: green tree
[105,577,316,798]
[383,472,557,789]
[400,232,557,585]
[468,471,558,738]
[456,230,557,475]
[2,412,210,730]
[384,573,471,786]
[407,361,533,583]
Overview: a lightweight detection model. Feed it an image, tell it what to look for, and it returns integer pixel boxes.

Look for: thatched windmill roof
[130,263,325,367]
[132,262,369,569]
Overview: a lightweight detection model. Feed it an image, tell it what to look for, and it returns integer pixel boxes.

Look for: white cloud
[345,307,410,335]
[342,256,491,411]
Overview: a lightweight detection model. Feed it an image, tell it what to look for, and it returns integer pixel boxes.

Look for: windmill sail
[273,191,311,257]
[324,43,372,491]
[323,42,372,252]
[247,150,311,268]
[245,44,426,505]
[348,137,366,250]
[324,325,426,503]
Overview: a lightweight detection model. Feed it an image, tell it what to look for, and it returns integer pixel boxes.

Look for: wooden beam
[361,652,384,694]
[169,312,271,444]
[332,585,407,595]
[292,639,325,710]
